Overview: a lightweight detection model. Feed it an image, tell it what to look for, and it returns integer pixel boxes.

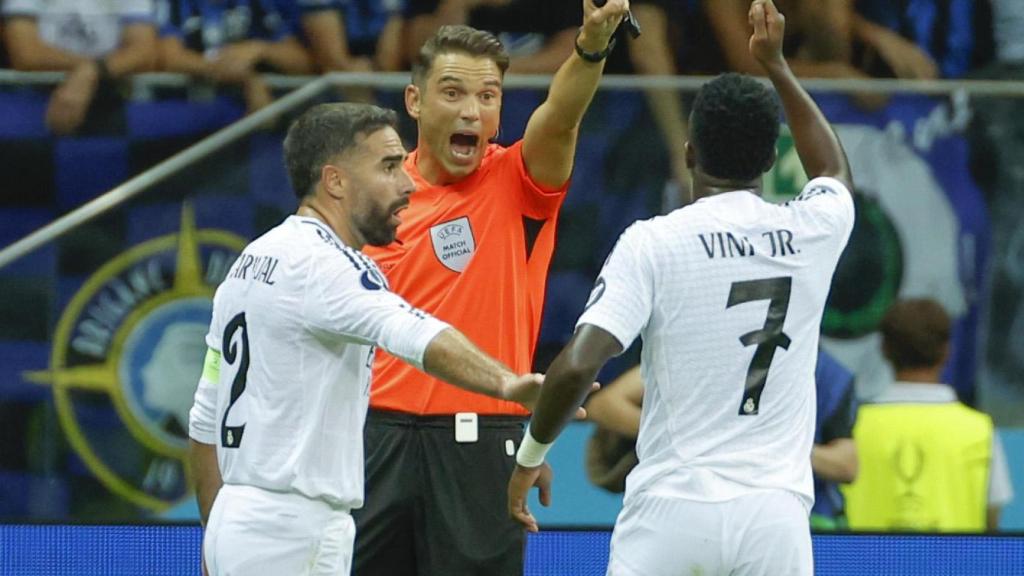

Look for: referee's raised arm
[750,0,853,193]
[521,0,630,189]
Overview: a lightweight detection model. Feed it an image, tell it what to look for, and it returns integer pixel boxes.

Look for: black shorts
[353,409,527,576]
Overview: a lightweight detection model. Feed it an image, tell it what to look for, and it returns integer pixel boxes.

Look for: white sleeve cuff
[388,316,451,372]
[188,377,219,445]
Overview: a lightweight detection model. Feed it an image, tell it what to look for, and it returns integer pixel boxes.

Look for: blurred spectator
[850,9,938,80]
[811,348,859,530]
[968,1,1024,431]
[844,299,1014,532]
[703,0,864,78]
[990,0,1024,66]
[626,0,691,198]
[853,0,972,78]
[403,0,579,74]
[585,349,860,530]
[583,365,641,495]
[584,365,642,441]
[2,0,159,134]
[277,0,404,73]
[156,0,314,113]
[702,0,892,110]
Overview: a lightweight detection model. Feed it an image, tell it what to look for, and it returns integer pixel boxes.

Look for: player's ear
[321,164,347,200]
[685,141,696,170]
[405,84,421,120]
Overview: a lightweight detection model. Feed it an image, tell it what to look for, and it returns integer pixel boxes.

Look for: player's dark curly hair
[690,73,781,182]
[284,102,398,200]
[881,298,951,371]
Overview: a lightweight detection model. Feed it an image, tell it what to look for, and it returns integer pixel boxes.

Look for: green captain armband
[202,348,221,383]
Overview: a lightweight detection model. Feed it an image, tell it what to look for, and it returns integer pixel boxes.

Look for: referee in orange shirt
[354,1,631,574]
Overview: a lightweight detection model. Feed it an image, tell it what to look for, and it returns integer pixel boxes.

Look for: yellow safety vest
[843,401,992,532]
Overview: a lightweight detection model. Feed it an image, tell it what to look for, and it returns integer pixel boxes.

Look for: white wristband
[516,426,553,467]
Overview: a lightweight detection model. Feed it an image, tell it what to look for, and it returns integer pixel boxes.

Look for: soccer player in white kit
[188,103,550,576]
[508,2,855,575]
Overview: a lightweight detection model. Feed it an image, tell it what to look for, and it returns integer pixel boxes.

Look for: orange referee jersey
[363,141,568,415]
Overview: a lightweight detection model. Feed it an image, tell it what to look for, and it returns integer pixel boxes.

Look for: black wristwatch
[574,28,617,63]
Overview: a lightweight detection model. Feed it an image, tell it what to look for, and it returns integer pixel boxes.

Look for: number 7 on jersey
[726,277,793,415]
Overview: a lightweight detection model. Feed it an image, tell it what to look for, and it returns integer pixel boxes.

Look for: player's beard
[359,198,405,247]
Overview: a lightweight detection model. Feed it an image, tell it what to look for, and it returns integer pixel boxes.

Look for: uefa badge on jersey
[430,216,476,273]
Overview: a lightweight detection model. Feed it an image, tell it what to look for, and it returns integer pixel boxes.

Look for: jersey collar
[872,382,958,404]
[291,215,346,248]
[694,189,759,204]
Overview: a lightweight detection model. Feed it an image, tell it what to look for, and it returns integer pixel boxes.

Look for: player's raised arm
[749,0,852,192]
[521,0,630,188]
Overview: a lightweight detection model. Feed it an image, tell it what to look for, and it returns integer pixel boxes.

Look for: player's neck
[893,367,943,384]
[691,169,762,202]
[296,202,363,250]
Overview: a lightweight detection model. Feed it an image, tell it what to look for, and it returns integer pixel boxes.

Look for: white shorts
[607,490,812,576]
[204,484,355,576]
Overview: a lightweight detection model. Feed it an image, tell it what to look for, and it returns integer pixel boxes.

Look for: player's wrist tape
[516,427,552,467]
[574,28,617,63]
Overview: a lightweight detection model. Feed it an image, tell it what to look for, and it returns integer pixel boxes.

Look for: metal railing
[3,69,1024,95]
[0,70,1022,270]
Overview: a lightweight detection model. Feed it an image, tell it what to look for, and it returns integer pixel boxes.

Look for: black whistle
[592,0,642,38]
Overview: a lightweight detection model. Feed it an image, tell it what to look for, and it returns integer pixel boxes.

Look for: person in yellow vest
[844,298,1014,532]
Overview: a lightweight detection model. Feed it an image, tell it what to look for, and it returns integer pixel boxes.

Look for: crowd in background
[0,0,1018,533]
[0,1,1019,167]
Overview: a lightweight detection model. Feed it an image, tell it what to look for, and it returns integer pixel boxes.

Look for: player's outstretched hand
[508,462,553,532]
[501,373,544,412]
[748,0,786,70]
[502,374,599,418]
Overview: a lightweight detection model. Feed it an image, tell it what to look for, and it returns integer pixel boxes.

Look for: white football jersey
[578,177,854,509]
[189,216,448,510]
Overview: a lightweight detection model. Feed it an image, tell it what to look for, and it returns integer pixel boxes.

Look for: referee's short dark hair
[881,298,951,372]
[690,73,781,182]
[412,25,509,87]
[284,102,399,200]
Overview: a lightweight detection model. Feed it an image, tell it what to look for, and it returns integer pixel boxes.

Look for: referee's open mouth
[450,131,480,163]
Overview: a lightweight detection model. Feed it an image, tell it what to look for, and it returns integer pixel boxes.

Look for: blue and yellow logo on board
[25,203,245,511]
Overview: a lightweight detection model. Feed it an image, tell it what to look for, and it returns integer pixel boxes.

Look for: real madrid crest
[24,202,245,511]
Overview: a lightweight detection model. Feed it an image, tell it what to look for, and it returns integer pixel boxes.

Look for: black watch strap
[574,28,617,63]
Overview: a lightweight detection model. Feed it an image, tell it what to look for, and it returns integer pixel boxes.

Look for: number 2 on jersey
[726,277,792,415]
[220,312,250,448]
